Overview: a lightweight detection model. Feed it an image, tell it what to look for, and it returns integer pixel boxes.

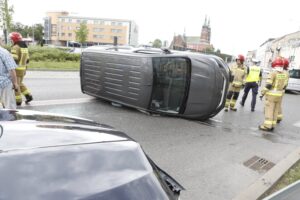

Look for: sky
[8,0,300,55]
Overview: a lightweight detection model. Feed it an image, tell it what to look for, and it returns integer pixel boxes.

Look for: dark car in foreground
[0,109,184,200]
[80,46,230,120]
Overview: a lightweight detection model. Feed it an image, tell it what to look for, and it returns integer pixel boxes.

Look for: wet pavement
[19,71,300,200]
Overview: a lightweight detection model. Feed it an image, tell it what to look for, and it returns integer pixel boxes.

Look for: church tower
[200,16,211,44]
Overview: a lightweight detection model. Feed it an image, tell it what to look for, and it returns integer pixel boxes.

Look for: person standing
[9,32,33,106]
[0,41,19,109]
[224,55,246,111]
[259,57,288,131]
[240,58,262,111]
[277,57,290,123]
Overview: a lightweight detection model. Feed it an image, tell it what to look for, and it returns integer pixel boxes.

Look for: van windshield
[150,57,190,114]
[289,69,300,79]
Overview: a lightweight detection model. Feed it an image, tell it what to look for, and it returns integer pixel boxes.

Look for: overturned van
[80,46,230,120]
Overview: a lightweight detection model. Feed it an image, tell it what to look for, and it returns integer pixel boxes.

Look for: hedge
[2,45,80,62]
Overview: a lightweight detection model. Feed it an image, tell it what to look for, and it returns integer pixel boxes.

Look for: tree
[11,23,44,44]
[75,22,89,46]
[152,39,162,48]
[0,0,14,43]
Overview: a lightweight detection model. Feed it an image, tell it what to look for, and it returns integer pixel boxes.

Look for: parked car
[80,46,230,120]
[0,109,184,200]
[286,68,300,92]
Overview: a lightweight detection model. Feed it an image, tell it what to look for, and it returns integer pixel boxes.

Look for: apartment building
[44,12,139,46]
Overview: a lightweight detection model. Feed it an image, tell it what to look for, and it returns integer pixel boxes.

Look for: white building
[255,31,300,69]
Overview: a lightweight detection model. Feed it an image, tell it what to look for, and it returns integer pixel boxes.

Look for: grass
[28,61,80,71]
[262,160,300,198]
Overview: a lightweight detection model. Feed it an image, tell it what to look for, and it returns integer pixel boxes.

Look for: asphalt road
[20,71,300,200]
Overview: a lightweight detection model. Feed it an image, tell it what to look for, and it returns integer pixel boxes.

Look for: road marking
[21,97,95,107]
[293,121,300,127]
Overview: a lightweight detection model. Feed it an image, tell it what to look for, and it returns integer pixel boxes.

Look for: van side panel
[81,52,153,109]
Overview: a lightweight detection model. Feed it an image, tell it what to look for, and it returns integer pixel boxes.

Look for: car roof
[0,110,133,152]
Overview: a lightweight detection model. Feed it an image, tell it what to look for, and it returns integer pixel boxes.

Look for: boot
[230,107,237,111]
[258,125,273,132]
[224,108,228,112]
[16,101,22,106]
[240,101,244,107]
[25,94,33,104]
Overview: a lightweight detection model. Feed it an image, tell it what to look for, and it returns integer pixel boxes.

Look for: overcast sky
[9,0,300,55]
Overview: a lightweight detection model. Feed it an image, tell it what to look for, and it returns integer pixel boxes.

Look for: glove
[259,95,264,100]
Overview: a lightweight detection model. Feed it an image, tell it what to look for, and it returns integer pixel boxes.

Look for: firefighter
[277,57,290,123]
[224,54,246,112]
[259,57,289,131]
[240,58,262,111]
[9,32,33,106]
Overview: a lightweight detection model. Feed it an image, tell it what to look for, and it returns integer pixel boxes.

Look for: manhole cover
[243,156,275,172]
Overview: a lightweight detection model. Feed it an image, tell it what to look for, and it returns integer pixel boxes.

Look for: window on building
[68,33,72,37]
[111,21,116,26]
[93,28,104,32]
[68,18,72,23]
[100,21,105,25]
[117,22,122,26]
[93,35,104,39]
[77,19,81,23]
[61,33,65,36]
[94,20,99,24]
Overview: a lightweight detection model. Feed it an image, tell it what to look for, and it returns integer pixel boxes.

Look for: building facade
[254,31,300,69]
[44,12,139,46]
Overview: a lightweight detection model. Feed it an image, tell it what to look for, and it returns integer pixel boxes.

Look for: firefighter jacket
[11,41,29,71]
[229,64,246,88]
[245,65,262,83]
[261,70,288,97]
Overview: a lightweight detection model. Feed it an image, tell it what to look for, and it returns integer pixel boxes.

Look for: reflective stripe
[22,90,30,95]
[16,67,26,70]
[264,120,273,125]
[233,81,242,86]
[272,121,277,125]
[266,90,284,97]
[15,95,22,100]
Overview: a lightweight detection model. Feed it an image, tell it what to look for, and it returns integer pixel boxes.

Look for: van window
[150,57,190,114]
[289,69,300,79]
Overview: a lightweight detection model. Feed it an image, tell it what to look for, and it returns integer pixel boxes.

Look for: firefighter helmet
[236,55,245,63]
[271,57,284,68]
[283,58,289,70]
[9,32,22,43]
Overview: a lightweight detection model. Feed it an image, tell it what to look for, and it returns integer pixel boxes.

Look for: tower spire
[204,15,207,26]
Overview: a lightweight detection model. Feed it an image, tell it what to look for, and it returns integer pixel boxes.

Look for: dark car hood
[0,110,182,200]
[0,110,132,152]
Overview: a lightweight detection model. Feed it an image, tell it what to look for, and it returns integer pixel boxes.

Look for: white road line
[293,121,300,127]
[20,97,95,107]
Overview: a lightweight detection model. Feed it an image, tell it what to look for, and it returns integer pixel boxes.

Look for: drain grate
[243,156,275,172]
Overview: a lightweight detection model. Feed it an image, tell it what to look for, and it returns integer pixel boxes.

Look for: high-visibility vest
[245,65,261,83]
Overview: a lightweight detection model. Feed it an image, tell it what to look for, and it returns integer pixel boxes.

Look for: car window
[289,69,300,79]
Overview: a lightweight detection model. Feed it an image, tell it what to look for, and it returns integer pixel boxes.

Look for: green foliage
[152,39,162,48]
[75,23,89,44]
[28,46,80,62]
[29,61,79,71]
[0,0,14,32]
[11,23,44,44]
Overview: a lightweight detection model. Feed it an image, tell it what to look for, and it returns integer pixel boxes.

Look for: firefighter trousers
[225,86,241,109]
[262,95,282,129]
[15,69,31,104]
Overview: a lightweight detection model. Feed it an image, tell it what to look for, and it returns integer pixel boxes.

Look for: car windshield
[289,69,300,79]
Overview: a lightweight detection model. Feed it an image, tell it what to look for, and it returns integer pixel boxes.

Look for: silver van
[80,46,230,120]
[286,69,300,92]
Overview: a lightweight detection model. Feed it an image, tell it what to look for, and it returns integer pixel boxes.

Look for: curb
[232,147,300,200]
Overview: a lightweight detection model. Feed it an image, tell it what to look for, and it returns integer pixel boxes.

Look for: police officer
[277,57,290,123]
[240,58,262,111]
[225,55,246,111]
[9,32,33,106]
[259,57,288,131]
